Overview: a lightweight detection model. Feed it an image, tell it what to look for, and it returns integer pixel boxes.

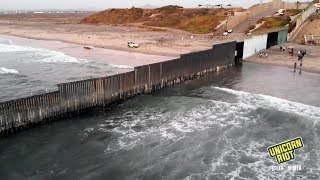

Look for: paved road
[233,8,278,33]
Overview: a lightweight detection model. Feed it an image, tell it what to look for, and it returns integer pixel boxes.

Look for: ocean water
[0,36,133,102]
[0,61,320,179]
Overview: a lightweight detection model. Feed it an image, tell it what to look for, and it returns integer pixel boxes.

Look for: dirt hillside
[80,5,244,34]
[295,13,320,44]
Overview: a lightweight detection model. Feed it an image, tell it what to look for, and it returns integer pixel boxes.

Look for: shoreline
[244,59,320,75]
[244,43,320,75]
[0,32,180,57]
[1,19,319,75]
[3,32,320,75]
[0,22,245,58]
[0,34,176,67]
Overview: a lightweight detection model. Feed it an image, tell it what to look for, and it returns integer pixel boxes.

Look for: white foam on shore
[78,87,320,179]
[94,87,320,154]
[109,64,134,69]
[0,44,36,52]
[0,43,88,63]
[0,43,134,69]
[37,50,89,63]
[214,87,320,119]
[0,67,19,74]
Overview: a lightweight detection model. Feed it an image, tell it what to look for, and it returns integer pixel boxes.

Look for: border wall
[0,27,290,135]
[243,28,288,59]
[0,41,238,135]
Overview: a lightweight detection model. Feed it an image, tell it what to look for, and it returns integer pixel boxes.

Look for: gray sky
[0,0,310,10]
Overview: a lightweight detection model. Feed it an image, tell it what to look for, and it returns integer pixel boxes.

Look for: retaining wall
[240,28,288,59]
[277,30,288,44]
[288,3,316,39]
[243,34,268,59]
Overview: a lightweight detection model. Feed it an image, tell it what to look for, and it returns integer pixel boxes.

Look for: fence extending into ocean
[0,29,289,135]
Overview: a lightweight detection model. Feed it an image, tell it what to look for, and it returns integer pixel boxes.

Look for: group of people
[294,50,307,70]
[259,51,268,58]
[280,45,306,70]
[281,45,295,56]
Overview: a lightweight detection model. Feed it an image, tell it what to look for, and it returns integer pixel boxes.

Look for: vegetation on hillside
[81,5,243,34]
[254,16,291,32]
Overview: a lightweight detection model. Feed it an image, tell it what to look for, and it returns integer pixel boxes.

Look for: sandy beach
[244,43,320,74]
[0,34,175,67]
[0,13,246,57]
[1,12,320,73]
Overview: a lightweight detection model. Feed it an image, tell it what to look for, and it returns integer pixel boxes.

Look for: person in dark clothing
[298,54,302,62]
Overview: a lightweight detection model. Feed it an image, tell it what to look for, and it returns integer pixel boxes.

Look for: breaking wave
[0,67,19,74]
[0,43,88,63]
[109,64,133,69]
[0,44,36,52]
[79,87,320,179]
[214,87,320,119]
[83,87,320,151]
[0,43,134,69]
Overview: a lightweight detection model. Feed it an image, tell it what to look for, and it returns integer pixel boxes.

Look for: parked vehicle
[83,46,92,50]
[127,42,139,48]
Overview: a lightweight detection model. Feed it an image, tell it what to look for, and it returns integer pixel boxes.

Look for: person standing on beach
[298,53,302,62]
[290,48,294,56]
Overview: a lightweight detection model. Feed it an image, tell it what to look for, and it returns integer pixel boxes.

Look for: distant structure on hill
[139,4,158,9]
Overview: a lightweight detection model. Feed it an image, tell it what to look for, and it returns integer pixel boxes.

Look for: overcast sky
[0,0,310,10]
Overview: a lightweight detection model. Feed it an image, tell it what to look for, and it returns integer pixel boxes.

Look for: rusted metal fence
[0,41,237,135]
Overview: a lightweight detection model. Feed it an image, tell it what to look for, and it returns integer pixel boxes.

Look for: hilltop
[80,5,244,34]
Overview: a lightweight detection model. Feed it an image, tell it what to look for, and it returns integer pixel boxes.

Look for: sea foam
[0,67,19,74]
[213,87,320,119]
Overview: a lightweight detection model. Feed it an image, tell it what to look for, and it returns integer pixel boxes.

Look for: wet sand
[1,35,176,67]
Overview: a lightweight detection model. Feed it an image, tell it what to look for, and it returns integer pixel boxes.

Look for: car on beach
[127,42,139,48]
